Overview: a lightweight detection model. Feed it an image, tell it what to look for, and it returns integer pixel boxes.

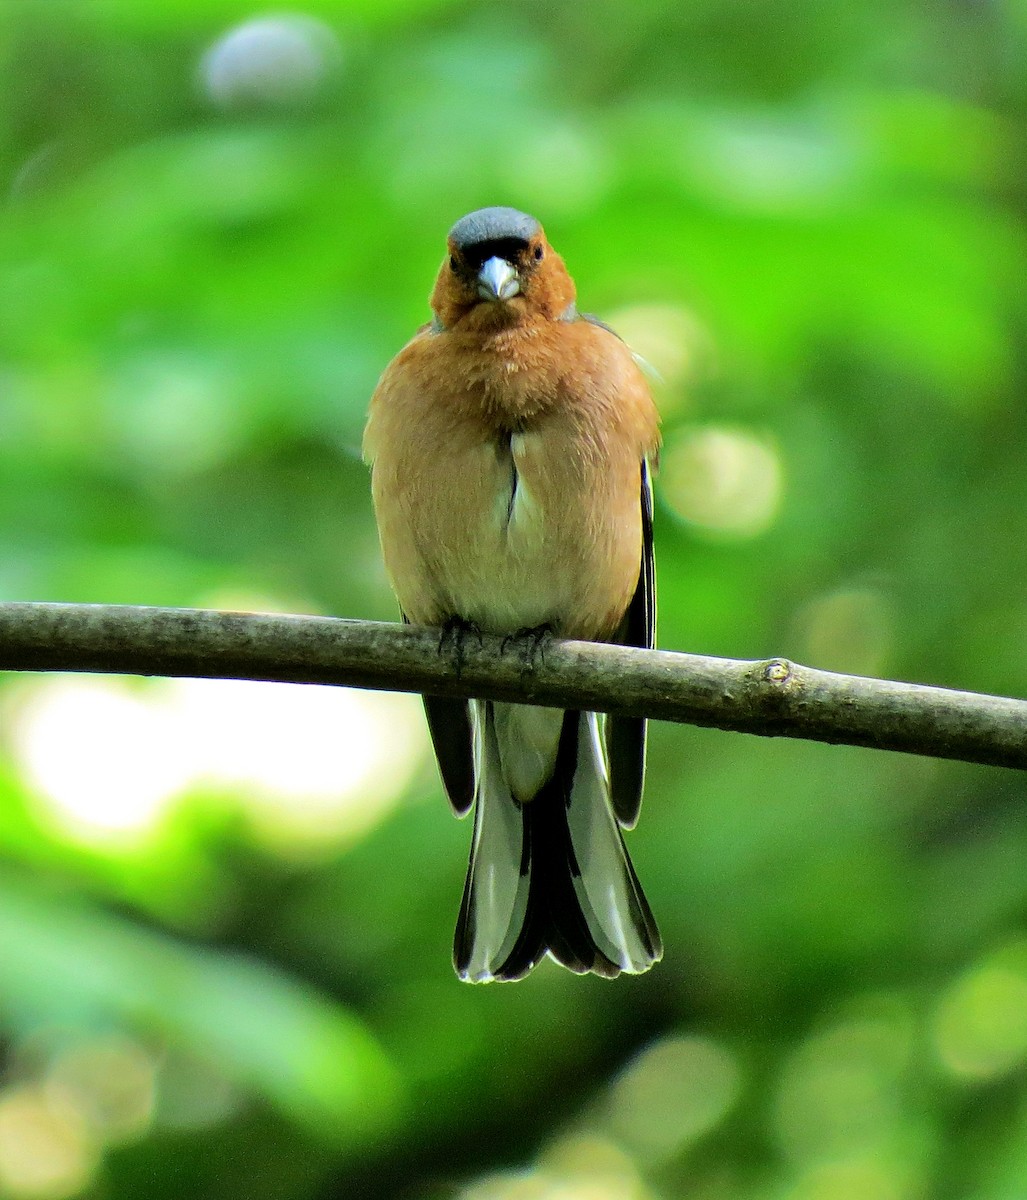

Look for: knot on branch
[741,657,798,725]
[762,658,793,684]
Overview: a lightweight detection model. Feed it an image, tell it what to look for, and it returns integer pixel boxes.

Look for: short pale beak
[477,256,521,302]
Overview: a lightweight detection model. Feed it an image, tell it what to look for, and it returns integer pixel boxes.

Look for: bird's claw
[438,616,483,677]
[500,624,554,674]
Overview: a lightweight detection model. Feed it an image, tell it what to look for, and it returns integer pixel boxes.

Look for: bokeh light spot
[607,1035,741,1161]
[933,944,1027,1079]
[153,1050,242,1132]
[784,1155,914,1200]
[660,425,783,538]
[774,1013,913,1165]
[8,672,428,859]
[200,13,342,109]
[461,1137,649,1200]
[605,304,714,401]
[12,678,190,845]
[172,677,426,856]
[795,587,895,676]
[44,1034,157,1145]
[0,1085,98,1200]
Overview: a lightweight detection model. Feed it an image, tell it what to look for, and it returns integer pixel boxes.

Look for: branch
[0,602,1023,770]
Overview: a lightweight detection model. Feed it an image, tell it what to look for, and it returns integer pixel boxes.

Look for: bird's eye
[533,245,544,261]
[449,255,458,271]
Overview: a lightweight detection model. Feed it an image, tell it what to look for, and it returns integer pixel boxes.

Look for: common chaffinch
[363,206,661,981]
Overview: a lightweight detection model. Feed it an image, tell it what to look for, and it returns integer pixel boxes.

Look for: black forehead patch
[460,237,532,272]
[448,206,541,252]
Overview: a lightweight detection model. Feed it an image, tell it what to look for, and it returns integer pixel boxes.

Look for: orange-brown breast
[363,317,659,641]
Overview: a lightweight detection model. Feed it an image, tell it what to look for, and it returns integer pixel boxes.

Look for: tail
[454,701,662,983]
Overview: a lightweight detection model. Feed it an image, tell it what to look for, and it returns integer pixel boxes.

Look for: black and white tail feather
[454,701,661,981]
[425,462,661,982]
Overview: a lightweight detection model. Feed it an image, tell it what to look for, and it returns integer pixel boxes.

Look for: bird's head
[430,206,577,331]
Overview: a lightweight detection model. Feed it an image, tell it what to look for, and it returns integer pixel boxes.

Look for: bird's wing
[422,696,476,816]
[605,459,655,829]
[401,612,475,815]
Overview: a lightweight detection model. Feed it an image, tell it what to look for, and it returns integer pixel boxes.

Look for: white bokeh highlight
[14,679,193,842]
[200,14,342,109]
[9,674,427,856]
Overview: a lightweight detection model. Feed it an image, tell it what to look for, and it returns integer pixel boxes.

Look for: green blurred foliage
[1,1,1026,1198]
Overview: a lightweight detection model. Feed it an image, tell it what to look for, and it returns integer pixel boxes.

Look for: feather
[454,701,533,980]
[422,696,475,816]
[401,612,475,815]
[606,460,655,828]
[454,703,661,983]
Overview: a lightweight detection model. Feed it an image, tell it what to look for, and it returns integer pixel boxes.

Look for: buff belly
[424,432,631,639]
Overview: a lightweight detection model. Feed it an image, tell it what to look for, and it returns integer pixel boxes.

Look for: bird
[363,206,662,982]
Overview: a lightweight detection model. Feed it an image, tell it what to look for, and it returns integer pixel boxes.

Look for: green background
[1,1,1026,1197]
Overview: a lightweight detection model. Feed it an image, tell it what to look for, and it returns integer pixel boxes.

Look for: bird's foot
[500,623,554,675]
[438,616,483,677]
